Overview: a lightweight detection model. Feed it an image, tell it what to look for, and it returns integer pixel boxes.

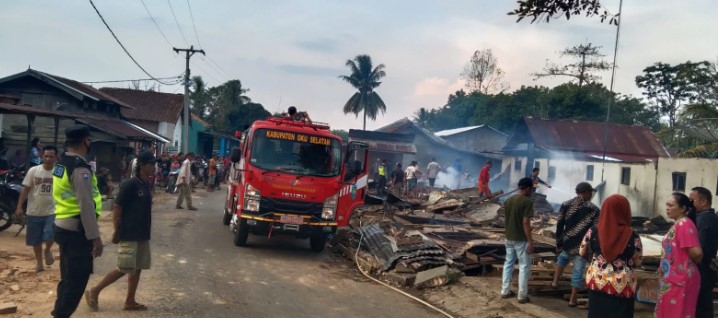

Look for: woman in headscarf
[580,194,642,318]
[655,192,703,318]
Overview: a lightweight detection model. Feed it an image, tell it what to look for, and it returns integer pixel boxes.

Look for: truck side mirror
[229,147,242,163]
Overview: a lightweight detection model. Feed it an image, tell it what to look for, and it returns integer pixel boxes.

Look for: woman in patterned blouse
[655,192,703,318]
[580,194,642,318]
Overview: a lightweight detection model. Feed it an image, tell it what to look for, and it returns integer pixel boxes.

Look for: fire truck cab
[223,115,368,252]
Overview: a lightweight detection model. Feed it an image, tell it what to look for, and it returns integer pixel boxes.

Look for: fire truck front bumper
[239,212,337,236]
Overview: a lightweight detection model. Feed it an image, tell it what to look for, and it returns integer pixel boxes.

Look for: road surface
[76,189,440,318]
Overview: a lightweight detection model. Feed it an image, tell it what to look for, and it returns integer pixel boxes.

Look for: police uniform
[51,125,102,318]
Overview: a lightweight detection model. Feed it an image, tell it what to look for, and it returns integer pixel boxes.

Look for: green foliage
[189,77,270,132]
[339,55,387,130]
[330,129,349,141]
[508,0,618,25]
[416,83,659,133]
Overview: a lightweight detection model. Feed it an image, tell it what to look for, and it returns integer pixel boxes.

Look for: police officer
[51,125,103,318]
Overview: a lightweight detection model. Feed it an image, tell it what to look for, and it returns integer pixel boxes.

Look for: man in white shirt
[15,145,58,272]
[175,153,197,210]
[426,158,441,188]
[404,160,420,198]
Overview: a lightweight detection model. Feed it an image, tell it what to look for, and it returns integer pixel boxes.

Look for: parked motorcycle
[166,167,180,194]
[0,168,24,232]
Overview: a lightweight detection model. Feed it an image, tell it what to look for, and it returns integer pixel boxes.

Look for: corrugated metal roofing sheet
[523,117,669,159]
[357,223,446,271]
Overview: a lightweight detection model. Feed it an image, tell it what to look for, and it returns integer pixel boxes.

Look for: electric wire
[139,0,174,48]
[88,0,177,85]
[81,74,183,84]
[184,0,234,80]
[186,0,202,48]
[137,0,228,83]
[600,0,624,182]
[167,0,190,46]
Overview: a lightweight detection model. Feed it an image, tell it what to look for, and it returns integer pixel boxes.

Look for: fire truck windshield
[250,128,342,177]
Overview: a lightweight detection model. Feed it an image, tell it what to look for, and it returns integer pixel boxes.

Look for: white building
[500,117,718,218]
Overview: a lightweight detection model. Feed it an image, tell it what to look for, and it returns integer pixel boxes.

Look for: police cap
[65,124,91,141]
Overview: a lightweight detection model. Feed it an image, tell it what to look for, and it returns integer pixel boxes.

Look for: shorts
[117,240,151,273]
[25,215,55,246]
[407,178,418,190]
[556,251,587,288]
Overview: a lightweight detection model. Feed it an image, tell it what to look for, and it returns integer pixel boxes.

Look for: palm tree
[339,55,387,130]
[678,103,718,158]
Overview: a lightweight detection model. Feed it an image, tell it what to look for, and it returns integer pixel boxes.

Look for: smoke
[433,166,477,190]
[539,152,596,205]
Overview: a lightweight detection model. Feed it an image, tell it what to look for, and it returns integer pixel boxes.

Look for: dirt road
[2,190,440,317]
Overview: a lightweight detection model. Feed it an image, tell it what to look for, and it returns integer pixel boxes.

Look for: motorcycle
[166,166,180,194]
[0,168,25,232]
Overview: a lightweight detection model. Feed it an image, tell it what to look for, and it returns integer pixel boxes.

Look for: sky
[1,1,716,131]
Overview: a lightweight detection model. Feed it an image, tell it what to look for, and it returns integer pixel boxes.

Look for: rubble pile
[335,187,560,289]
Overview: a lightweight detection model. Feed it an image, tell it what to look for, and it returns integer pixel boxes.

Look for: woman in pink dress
[655,192,704,318]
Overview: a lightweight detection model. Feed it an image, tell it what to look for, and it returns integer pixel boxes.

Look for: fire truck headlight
[322,194,339,220]
[244,184,261,212]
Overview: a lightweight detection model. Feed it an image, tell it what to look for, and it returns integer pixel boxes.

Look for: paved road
[77,190,439,318]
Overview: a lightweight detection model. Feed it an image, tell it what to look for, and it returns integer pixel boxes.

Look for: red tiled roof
[100,87,183,123]
[522,117,669,159]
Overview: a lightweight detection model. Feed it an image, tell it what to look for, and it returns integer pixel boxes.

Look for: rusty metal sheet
[521,117,669,160]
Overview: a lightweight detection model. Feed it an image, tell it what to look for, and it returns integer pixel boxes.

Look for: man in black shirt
[85,151,156,312]
[690,186,718,318]
[390,163,404,195]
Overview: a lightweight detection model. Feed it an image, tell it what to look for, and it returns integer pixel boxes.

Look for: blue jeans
[502,240,532,299]
[556,251,587,289]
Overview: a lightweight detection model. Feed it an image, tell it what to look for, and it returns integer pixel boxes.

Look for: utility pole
[173,45,205,154]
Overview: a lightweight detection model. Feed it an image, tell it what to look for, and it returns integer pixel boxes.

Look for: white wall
[504,154,718,219]
[172,117,182,149]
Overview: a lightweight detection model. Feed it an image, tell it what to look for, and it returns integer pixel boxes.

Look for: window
[548,166,556,183]
[672,172,687,192]
[620,167,631,185]
[586,165,594,181]
[514,159,522,171]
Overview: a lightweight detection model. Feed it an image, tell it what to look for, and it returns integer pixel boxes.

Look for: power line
[185,0,202,48]
[88,0,177,85]
[167,0,189,46]
[80,75,183,84]
[139,0,173,48]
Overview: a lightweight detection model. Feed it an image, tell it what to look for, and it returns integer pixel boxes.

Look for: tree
[330,129,349,141]
[205,80,253,131]
[460,49,509,94]
[412,107,434,128]
[508,0,619,25]
[533,43,611,88]
[339,55,387,130]
[677,103,718,158]
[189,76,209,118]
[635,61,715,131]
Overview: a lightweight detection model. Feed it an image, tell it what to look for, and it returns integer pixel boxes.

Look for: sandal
[85,290,99,311]
[124,303,148,311]
[568,302,578,307]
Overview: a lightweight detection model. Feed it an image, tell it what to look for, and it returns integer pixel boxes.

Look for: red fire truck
[222,116,368,252]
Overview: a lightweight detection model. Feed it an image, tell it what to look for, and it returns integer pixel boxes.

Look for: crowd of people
[500,176,718,318]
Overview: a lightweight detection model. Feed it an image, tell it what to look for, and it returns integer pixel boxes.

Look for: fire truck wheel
[233,219,249,246]
[309,234,326,253]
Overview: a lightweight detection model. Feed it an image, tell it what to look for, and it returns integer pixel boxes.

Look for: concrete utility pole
[173,45,205,154]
